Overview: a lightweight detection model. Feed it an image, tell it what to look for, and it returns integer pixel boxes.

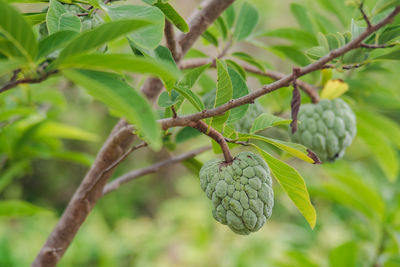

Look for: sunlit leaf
[0,0,38,60]
[252,144,316,229]
[63,69,162,150]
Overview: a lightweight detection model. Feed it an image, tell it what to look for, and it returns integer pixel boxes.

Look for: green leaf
[329,242,358,267]
[357,117,399,181]
[154,45,178,91]
[240,133,317,164]
[226,67,249,123]
[0,200,52,217]
[154,2,189,32]
[373,49,400,60]
[63,69,162,150]
[24,12,46,25]
[209,59,233,127]
[231,51,265,71]
[37,30,78,59]
[202,30,218,47]
[215,17,228,40]
[142,0,157,4]
[58,13,81,32]
[58,53,180,86]
[261,28,318,47]
[306,46,327,60]
[378,25,400,44]
[36,121,100,141]
[252,144,316,229]
[222,4,235,28]
[233,2,259,41]
[0,58,27,76]
[158,90,180,108]
[56,19,152,63]
[290,3,315,34]
[269,46,310,66]
[0,161,29,193]
[323,162,385,221]
[225,59,246,79]
[0,0,38,60]
[175,126,201,143]
[46,0,67,34]
[250,113,291,133]
[356,110,400,149]
[174,85,205,112]
[107,5,165,49]
[178,63,211,89]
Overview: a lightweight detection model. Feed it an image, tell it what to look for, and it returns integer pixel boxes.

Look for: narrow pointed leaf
[58,53,180,85]
[233,2,259,41]
[107,5,164,49]
[174,85,205,111]
[56,19,152,63]
[154,2,189,32]
[0,0,38,60]
[252,144,316,229]
[209,59,233,127]
[250,113,291,133]
[37,30,78,59]
[240,133,317,163]
[63,69,162,150]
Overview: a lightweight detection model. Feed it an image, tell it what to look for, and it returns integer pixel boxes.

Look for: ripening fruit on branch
[199,152,274,235]
[290,98,356,162]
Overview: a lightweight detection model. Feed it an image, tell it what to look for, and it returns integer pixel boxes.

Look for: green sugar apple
[290,98,356,162]
[199,152,274,235]
[202,89,264,133]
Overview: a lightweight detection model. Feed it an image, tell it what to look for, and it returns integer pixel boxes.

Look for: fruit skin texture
[199,152,274,235]
[290,98,356,162]
[202,89,264,133]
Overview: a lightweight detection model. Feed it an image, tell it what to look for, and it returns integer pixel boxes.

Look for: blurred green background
[1,0,400,266]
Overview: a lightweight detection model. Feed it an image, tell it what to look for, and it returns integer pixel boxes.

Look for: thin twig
[360,3,372,29]
[80,141,147,200]
[179,58,320,103]
[0,70,59,94]
[164,20,181,61]
[360,43,396,48]
[218,37,233,59]
[188,120,233,163]
[171,105,178,118]
[102,146,211,195]
[160,6,400,130]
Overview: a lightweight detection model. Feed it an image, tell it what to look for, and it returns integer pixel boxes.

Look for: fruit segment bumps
[199,152,274,235]
[290,98,356,162]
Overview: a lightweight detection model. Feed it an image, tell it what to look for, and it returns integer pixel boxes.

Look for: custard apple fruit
[202,89,264,133]
[290,98,356,162]
[199,152,274,235]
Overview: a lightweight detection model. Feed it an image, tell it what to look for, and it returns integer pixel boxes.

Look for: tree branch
[164,20,181,61]
[33,1,237,266]
[102,146,211,195]
[179,58,320,103]
[188,120,233,163]
[160,6,400,130]
[360,43,397,48]
[177,0,236,60]
[360,3,372,29]
[32,125,139,267]
[0,70,58,94]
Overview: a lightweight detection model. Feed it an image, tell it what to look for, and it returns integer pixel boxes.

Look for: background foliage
[1,0,400,266]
